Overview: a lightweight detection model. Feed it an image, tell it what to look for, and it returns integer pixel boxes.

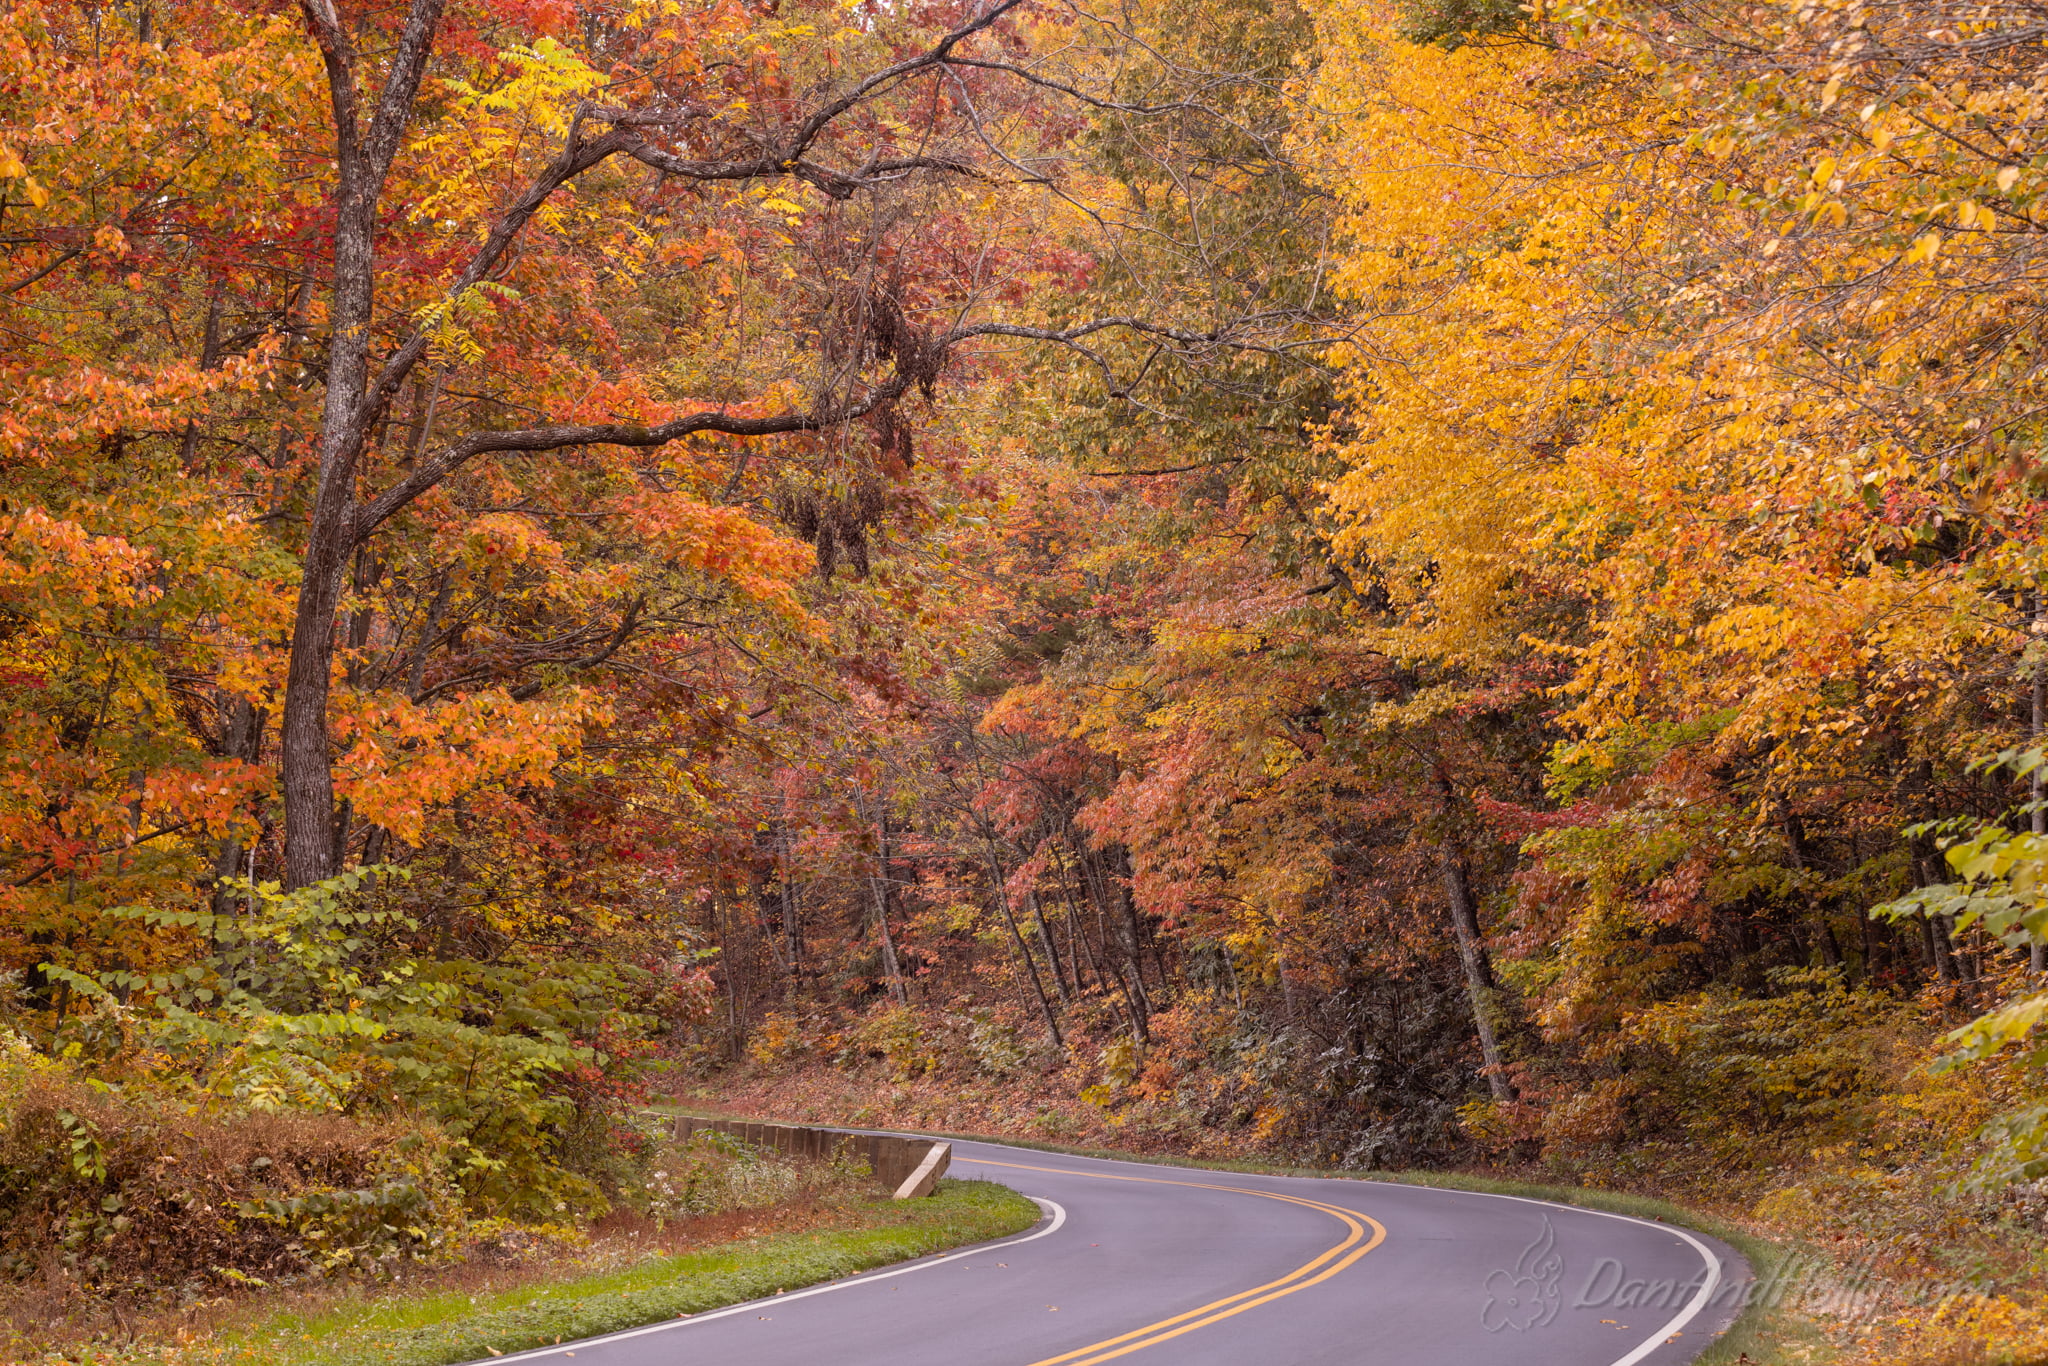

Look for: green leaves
[1876,754,2048,948]
[38,868,658,1216]
[1942,992,2048,1067]
[1874,749,2048,1188]
[55,1108,106,1183]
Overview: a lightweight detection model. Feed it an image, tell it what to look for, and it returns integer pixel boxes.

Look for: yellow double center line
[974,1159,1388,1366]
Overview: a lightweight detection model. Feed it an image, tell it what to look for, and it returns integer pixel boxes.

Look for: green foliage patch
[44,870,661,1222]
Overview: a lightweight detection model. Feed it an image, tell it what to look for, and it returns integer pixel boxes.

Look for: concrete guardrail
[658,1112,952,1198]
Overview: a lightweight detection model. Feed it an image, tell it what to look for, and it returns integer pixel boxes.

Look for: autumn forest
[8,0,2048,1359]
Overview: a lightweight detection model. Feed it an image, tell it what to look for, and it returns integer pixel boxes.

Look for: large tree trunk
[267,0,1143,890]
[279,295,370,889]
[281,0,448,889]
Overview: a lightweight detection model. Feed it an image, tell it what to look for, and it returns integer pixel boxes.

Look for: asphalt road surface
[483,1139,1752,1366]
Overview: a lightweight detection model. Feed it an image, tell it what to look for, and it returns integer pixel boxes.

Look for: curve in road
[479,1138,1751,1366]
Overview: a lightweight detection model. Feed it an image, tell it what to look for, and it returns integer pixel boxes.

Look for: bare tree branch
[350,376,915,540]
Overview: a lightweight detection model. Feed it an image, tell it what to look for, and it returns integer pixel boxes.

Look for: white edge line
[1415,1185,1721,1366]
[959,1145,1726,1366]
[474,1195,1067,1365]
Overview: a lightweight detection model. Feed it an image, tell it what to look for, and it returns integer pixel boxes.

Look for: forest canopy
[9,0,2048,1357]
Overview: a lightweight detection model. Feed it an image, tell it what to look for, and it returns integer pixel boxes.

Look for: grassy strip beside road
[168,1180,1038,1366]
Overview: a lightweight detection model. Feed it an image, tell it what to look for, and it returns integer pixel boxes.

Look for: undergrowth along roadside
[69,1180,1039,1366]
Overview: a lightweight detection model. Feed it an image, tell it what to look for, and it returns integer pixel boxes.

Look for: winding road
[481,1139,1752,1366]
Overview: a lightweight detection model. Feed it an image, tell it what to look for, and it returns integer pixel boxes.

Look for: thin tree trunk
[177,287,224,465]
[1111,847,1160,1000]
[720,898,744,1061]
[1818,918,1845,968]
[1114,961,1150,1043]
[983,837,1062,1049]
[753,862,788,978]
[1064,833,1146,1038]
[331,797,354,872]
[1063,890,1089,993]
[1066,902,1090,992]
[1441,844,1514,1101]
[1921,916,1950,981]
[1027,887,1071,1004]
[1909,848,1960,982]
[1081,843,1151,1019]
[1783,812,1842,968]
[1845,829,1874,982]
[1103,860,1151,1020]
[1431,770,1512,1100]
[866,807,907,1006]
[1936,915,1965,982]
[1049,843,1098,992]
[208,697,266,916]
[1905,762,1957,983]
[778,825,801,983]
[406,572,453,700]
[2033,589,2044,972]
[1274,926,1302,1022]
